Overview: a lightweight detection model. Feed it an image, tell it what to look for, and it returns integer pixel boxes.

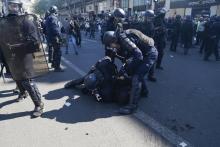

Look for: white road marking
[83,39,98,43]
[61,56,193,147]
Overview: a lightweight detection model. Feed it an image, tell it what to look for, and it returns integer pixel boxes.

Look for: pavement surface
[1,33,220,147]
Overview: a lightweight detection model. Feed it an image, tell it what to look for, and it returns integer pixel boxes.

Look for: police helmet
[7,0,23,15]
[84,73,98,90]
[49,5,58,14]
[113,8,126,19]
[176,15,181,20]
[145,10,155,18]
[103,31,118,46]
[156,7,167,18]
[8,0,22,5]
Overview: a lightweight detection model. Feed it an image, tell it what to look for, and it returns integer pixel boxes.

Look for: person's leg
[15,80,28,102]
[156,47,164,69]
[53,42,63,71]
[21,79,44,117]
[70,36,78,55]
[65,34,69,54]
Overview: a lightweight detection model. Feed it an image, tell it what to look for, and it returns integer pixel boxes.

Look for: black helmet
[7,0,23,15]
[145,10,155,18]
[103,31,117,46]
[113,8,126,18]
[176,15,181,20]
[8,0,22,5]
[49,5,58,14]
[156,7,167,18]
[84,73,98,90]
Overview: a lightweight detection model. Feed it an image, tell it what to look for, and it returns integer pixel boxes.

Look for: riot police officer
[0,0,47,117]
[64,49,119,102]
[45,6,63,72]
[140,10,157,82]
[154,8,167,70]
[140,10,155,38]
[125,29,158,97]
[103,29,157,115]
[104,8,126,56]
[170,15,182,52]
[181,16,193,55]
[204,16,220,61]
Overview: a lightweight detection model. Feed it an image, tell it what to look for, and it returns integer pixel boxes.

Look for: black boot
[119,104,138,115]
[119,76,141,115]
[32,102,44,118]
[54,67,65,72]
[148,76,157,82]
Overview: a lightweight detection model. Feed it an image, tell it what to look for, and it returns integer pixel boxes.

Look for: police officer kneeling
[103,30,158,115]
[0,0,47,118]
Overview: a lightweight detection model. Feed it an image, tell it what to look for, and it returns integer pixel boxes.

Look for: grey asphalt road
[63,34,220,147]
[1,33,219,147]
[0,36,172,146]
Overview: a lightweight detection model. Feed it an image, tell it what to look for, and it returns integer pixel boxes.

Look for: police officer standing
[204,16,220,61]
[0,0,46,117]
[140,10,157,82]
[181,16,193,55]
[154,8,167,70]
[45,6,64,72]
[170,15,181,52]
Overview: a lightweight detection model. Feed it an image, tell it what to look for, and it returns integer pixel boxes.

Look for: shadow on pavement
[0,111,31,121]
[42,88,120,124]
[0,89,17,98]
[0,99,17,109]
[36,70,71,84]
[43,88,71,100]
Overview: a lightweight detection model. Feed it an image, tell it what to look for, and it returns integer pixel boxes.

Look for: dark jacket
[45,13,61,43]
[181,19,193,45]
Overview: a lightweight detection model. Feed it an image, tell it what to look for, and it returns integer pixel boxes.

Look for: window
[133,0,146,6]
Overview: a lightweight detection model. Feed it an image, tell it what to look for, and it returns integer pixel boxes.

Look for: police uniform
[154,15,166,69]
[65,56,118,102]
[125,29,158,97]
[0,13,46,117]
[45,11,62,71]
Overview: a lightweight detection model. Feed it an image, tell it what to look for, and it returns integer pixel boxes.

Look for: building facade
[169,0,220,17]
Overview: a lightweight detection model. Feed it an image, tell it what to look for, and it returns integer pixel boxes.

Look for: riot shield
[0,14,49,81]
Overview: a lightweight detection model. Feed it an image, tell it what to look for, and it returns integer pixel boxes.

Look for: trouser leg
[52,43,62,69]
[21,79,42,107]
[156,47,164,68]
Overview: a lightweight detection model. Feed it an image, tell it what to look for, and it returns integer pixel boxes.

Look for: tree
[33,0,64,15]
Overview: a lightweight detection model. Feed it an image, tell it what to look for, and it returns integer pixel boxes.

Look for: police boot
[148,76,157,82]
[119,76,141,115]
[141,88,149,98]
[119,104,138,115]
[16,91,28,102]
[54,67,65,72]
[32,102,44,118]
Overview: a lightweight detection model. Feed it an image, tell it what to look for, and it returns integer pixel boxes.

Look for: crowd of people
[0,0,220,118]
